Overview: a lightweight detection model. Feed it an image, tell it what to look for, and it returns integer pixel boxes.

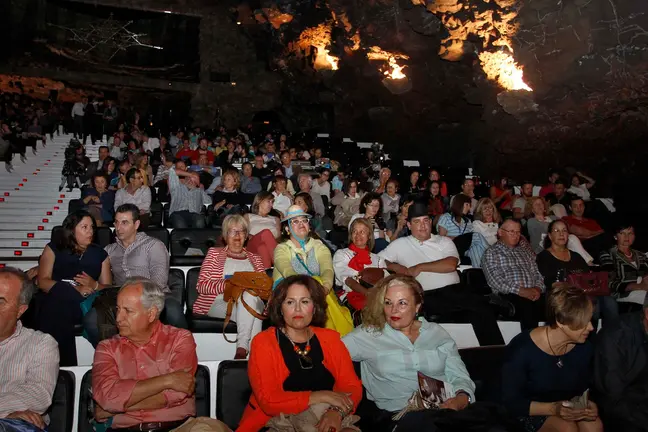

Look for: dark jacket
[594,312,648,428]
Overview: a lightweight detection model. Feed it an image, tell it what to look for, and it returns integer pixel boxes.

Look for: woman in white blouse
[333,218,388,311]
[271,175,293,217]
[472,198,501,246]
[568,171,595,201]
[245,191,281,268]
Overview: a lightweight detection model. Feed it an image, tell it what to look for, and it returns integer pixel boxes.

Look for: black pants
[35,282,84,366]
[73,115,85,140]
[581,234,613,263]
[504,294,546,331]
[424,284,504,346]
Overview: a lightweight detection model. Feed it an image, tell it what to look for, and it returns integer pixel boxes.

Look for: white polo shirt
[379,235,460,291]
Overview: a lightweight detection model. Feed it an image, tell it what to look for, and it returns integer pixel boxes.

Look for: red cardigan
[193,247,265,315]
[236,326,363,432]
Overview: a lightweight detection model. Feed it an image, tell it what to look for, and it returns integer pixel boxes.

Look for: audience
[544,178,573,216]
[482,219,546,330]
[36,211,111,365]
[167,166,211,229]
[426,180,446,220]
[92,278,198,431]
[536,221,590,290]
[472,198,501,246]
[490,176,514,211]
[568,171,596,201]
[211,169,243,226]
[114,167,152,229]
[437,194,489,267]
[237,275,362,432]
[381,179,400,222]
[344,275,476,431]
[193,215,266,359]
[539,169,560,197]
[82,172,116,226]
[270,175,293,217]
[512,181,534,220]
[297,173,326,218]
[594,296,648,431]
[502,284,601,432]
[379,202,504,345]
[240,162,262,194]
[450,178,478,215]
[563,197,610,259]
[0,268,59,432]
[245,191,281,268]
[349,192,390,252]
[312,168,332,200]
[273,205,334,291]
[332,178,364,228]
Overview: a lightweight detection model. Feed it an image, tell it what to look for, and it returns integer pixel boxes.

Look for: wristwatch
[455,390,472,404]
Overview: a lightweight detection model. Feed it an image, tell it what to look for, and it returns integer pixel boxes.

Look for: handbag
[222,271,273,342]
[567,272,610,296]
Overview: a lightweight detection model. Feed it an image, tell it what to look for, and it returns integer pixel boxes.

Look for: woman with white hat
[273,205,334,291]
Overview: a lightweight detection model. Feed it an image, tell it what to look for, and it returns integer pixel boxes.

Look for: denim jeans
[169,211,206,229]
[0,419,44,432]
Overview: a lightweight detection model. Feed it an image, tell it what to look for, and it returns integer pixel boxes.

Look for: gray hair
[221,214,249,240]
[120,277,166,317]
[297,173,312,187]
[0,267,35,306]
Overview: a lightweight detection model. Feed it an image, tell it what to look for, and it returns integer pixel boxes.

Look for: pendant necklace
[546,327,565,368]
[283,328,313,369]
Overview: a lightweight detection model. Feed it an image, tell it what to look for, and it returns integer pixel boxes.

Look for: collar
[124,320,163,347]
[0,321,23,346]
[116,232,147,249]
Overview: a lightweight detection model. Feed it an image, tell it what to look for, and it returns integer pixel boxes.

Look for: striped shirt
[0,322,59,419]
[168,168,212,215]
[193,247,265,315]
[599,247,648,297]
[114,185,152,213]
[105,233,170,293]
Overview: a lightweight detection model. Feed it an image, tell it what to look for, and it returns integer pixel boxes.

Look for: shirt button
[140,365,145,369]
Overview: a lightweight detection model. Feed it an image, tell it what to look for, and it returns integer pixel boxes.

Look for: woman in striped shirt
[193,214,265,359]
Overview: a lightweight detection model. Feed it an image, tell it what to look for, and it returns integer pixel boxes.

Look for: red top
[175,148,194,161]
[236,327,363,432]
[539,184,554,197]
[191,149,215,164]
[92,321,198,428]
[562,216,603,233]
[492,187,513,209]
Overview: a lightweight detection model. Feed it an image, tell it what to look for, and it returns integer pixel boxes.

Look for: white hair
[121,277,166,317]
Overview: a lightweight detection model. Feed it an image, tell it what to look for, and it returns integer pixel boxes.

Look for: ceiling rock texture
[2,0,648,178]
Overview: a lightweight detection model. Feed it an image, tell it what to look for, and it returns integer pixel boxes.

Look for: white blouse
[248,213,279,237]
[332,248,388,299]
[472,221,499,246]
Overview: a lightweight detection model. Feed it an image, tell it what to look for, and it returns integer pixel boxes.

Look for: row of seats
[48,345,505,432]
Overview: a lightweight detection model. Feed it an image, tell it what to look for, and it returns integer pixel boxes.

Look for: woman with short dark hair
[437,194,489,267]
[238,275,362,432]
[82,173,115,226]
[349,192,389,252]
[501,284,602,432]
[35,211,112,366]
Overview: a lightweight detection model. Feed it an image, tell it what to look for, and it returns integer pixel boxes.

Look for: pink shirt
[92,322,197,428]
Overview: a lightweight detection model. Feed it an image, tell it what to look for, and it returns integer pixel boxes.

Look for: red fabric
[92,322,198,428]
[174,148,194,161]
[440,181,448,197]
[562,216,602,232]
[346,291,367,310]
[237,327,363,432]
[493,187,513,209]
[539,184,554,197]
[246,229,277,269]
[191,149,215,164]
[348,243,371,271]
[428,197,445,216]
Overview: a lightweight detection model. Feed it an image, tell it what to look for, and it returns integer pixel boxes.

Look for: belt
[111,418,187,432]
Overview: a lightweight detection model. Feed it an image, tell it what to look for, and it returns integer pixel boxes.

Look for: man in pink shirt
[92,277,197,431]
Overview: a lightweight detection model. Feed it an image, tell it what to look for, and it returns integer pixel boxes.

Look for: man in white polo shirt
[379,203,504,345]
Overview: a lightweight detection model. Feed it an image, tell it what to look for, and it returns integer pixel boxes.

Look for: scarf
[348,243,372,271]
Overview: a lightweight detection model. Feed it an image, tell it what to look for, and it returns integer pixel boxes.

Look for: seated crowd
[2,103,648,431]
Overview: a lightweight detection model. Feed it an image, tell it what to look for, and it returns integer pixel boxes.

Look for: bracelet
[94,282,99,292]
[326,405,346,419]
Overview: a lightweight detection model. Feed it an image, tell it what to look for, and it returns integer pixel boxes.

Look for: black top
[536,249,589,291]
[48,242,107,282]
[502,330,593,417]
[544,192,575,210]
[212,190,241,207]
[277,329,335,392]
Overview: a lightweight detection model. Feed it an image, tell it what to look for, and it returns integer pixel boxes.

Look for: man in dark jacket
[594,299,648,431]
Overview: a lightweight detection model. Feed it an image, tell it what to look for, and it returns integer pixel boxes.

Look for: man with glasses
[482,219,546,330]
[379,203,504,345]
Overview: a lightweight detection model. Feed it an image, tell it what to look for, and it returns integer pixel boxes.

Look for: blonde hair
[362,274,424,331]
[546,283,593,330]
[221,214,249,242]
[222,169,241,190]
[526,196,549,218]
[348,218,375,251]
[474,198,501,223]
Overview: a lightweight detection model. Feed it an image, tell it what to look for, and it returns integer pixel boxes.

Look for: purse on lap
[567,272,610,296]
[222,272,273,342]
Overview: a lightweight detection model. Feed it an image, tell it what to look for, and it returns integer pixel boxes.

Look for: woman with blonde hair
[245,191,281,268]
[210,168,242,227]
[135,153,153,186]
[473,198,501,246]
[501,284,602,432]
[343,274,476,431]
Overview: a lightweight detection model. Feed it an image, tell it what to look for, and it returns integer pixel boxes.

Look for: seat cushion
[95,226,114,248]
[459,346,507,402]
[143,228,170,249]
[461,268,492,296]
[216,361,252,430]
[185,267,237,333]
[168,268,186,305]
[48,370,74,432]
[195,364,210,417]
[169,229,221,266]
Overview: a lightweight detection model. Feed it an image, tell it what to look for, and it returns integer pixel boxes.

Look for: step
[0,231,53,240]
[0,239,49,248]
[0,248,43,258]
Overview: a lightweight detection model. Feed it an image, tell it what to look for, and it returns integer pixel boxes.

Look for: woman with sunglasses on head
[193,214,265,360]
[273,205,334,292]
[238,275,362,432]
[35,210,112,366]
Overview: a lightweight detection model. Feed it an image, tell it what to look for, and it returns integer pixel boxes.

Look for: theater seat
[169,228,221,266]
[185,267,237,333]
[95,226,114,248]
[459,345,507,402]
[167,268,186,307]
[143,227,170,250]
[48,370,74,432]
[67,199,84,215]
[78,365,210,432]
[461,268,492,296]
[149,202,163,227]
[216,361,251,430]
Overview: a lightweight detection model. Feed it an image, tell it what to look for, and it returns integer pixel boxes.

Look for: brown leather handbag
[222,272,273,342]
[567,272,610,297]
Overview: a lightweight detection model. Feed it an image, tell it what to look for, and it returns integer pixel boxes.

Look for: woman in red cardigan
[193,214,265,359]
[237,275,363,432]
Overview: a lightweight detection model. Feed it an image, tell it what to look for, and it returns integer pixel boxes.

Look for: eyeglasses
[227,229,247,237]
[290,218,310,225]
[551,229,569,234]
[501,229,521,235]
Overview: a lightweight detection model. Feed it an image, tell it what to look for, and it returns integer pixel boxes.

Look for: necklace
[227,249,247,259]
[282,328,313,369]
[546,327,565,368]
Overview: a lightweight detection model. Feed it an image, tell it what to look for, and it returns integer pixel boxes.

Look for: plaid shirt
[481,240,545,295]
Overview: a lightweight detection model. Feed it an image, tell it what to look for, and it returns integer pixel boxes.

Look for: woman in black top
[501,284,602,432]
[35,211,112,366]
[536,220,589,290]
